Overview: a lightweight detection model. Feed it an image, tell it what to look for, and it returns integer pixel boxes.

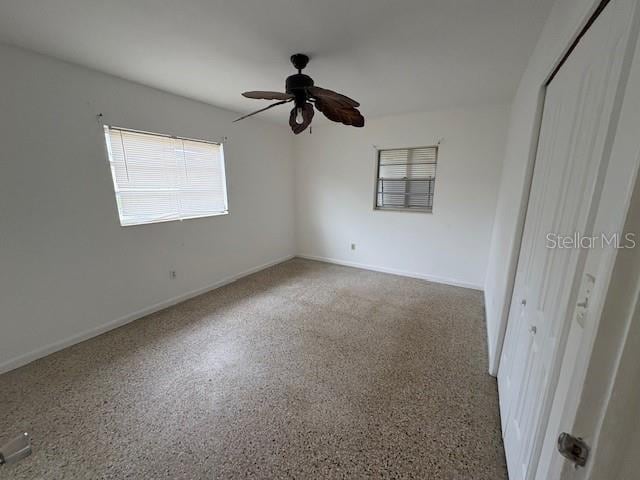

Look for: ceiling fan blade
[289,103,315,134]
[233,99,292,122]
[242,91,294,101]
[349,110,365,128]
[307,86,360,107]
[314,98,365,127]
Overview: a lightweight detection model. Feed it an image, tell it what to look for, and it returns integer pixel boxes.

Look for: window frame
[373,145,438,214]
[103,125,229,227]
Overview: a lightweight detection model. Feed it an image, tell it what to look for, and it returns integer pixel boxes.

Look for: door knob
[557,432,589,467]
[530,326,537,335]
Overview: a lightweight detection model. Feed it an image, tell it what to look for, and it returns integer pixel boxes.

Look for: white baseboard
[0,255,295,375]
[296,254,484,291]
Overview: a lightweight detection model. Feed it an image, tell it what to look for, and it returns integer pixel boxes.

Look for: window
[375,146,438,212]
[103,126,228,226]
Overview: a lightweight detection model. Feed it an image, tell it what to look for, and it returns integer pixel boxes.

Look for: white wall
[484,0,610,374]
[0,44,295,372]
[294,105,509,289]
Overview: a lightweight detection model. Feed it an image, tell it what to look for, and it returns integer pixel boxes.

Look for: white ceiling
[0,0,553,122]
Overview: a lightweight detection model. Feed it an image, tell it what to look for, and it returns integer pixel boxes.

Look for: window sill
[119,211,229,227]
[374,207,432,214]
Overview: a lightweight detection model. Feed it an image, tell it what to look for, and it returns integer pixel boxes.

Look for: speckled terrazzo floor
[0,258,507,479]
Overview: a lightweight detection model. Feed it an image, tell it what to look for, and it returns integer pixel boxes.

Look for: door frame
[497,0,640,478]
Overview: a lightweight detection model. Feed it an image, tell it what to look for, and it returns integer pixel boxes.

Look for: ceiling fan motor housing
[286,73,314,106]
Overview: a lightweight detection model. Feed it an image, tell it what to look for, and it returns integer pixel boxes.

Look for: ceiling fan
[234,54,364,134]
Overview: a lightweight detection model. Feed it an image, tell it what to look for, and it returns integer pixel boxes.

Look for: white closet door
[497,0,639,478]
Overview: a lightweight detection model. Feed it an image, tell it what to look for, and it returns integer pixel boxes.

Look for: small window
[375,146,438,212]
[104,126,228,226]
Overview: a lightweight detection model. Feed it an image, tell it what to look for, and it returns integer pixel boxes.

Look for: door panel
[497,0,639,478]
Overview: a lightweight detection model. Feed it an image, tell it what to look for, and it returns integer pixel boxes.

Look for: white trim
[296,254,483,291]
[0,255,294,375]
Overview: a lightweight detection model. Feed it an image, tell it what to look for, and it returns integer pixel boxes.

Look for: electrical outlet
[351,243,356,251]
[170,270,177,280]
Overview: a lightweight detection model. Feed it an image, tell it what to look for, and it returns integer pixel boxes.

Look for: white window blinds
[104,126,228,226]
[375,146,437,212]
